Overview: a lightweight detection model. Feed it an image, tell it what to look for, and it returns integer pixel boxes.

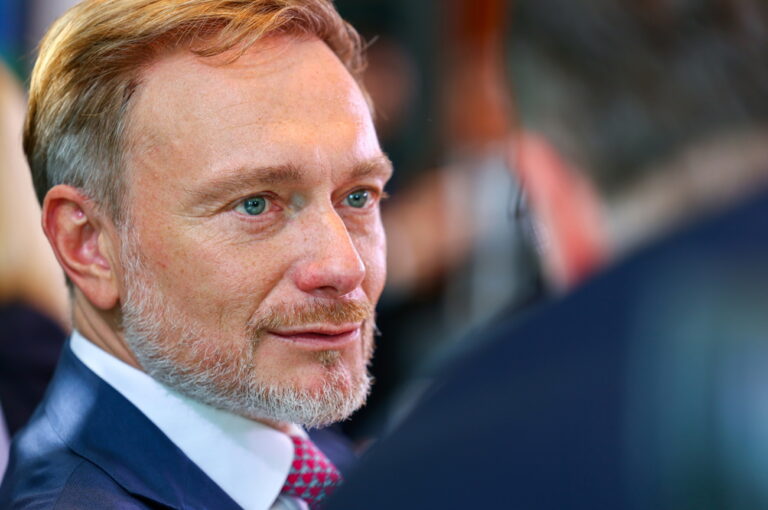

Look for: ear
[42,185,120,310]
[510,130,608,289]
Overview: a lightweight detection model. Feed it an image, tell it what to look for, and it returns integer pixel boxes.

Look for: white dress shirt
[70,331,308,510]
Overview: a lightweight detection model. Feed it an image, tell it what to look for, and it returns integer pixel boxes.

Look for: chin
[247,361,372,429]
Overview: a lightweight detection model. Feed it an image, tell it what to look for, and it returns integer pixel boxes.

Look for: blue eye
[236,196,269,216]
[344,190,370,208]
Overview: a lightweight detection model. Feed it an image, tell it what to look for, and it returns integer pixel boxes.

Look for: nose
[291,209,366,299]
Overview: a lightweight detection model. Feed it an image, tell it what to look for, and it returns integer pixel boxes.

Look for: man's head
[507,0,768,287]
[31,0,391,429]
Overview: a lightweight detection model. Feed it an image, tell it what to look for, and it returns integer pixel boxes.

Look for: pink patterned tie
[280,435,343,509]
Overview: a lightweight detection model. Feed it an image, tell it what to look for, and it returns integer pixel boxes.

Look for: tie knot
[281,435,342,509]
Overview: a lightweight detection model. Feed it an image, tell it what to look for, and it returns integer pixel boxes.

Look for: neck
[72,290,142,370]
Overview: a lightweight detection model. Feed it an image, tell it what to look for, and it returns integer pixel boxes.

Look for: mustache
[247,300,374,337]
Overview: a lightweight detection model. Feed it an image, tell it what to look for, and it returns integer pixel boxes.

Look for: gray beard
[119,235,372,429]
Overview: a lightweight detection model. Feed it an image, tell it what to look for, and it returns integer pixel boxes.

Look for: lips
[267,323,362,349]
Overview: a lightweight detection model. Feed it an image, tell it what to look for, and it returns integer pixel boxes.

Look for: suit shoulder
[1,415,157,509]
[2,458,157,510]
[54,461,158,509]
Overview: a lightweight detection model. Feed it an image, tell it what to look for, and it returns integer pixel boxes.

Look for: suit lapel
[44,344,243,510]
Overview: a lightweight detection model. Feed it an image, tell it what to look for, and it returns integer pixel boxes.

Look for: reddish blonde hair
[26,0,367,220]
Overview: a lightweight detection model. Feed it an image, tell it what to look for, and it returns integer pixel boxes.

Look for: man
[0,1,391,508]
[329,0,768,508]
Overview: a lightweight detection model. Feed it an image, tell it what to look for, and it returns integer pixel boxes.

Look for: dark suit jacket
[0,344,245,509]
[328,188,768,509]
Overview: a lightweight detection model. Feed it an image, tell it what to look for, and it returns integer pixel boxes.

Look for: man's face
[118,36,390,428]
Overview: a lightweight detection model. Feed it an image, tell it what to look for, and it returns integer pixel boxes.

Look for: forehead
[126,35,378,186]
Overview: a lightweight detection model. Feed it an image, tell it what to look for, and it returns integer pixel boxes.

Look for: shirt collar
[70,330,298,510]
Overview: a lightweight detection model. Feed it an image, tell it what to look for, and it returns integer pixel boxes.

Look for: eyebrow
[184,154,393,207]
[349,154,394,180]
